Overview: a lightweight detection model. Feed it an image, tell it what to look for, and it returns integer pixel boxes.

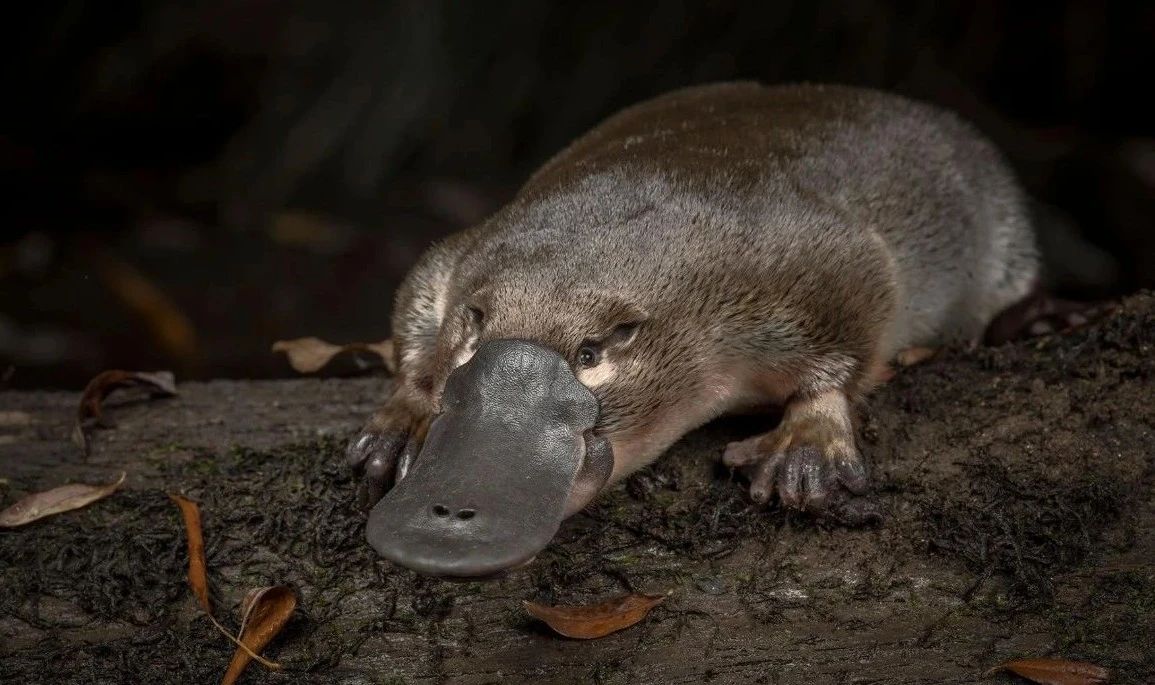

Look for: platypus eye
[577,346,599,368]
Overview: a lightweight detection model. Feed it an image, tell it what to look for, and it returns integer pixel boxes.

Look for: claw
[778,445,832,511]
[396,430,424,482]
[347,431,403,472]
[748,453,782,505]
[363,448,397,505]
[834,453,868,494]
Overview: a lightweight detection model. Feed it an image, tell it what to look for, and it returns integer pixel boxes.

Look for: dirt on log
[1,293,1153,684]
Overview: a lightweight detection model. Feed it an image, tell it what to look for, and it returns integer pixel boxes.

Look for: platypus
[347,82,1045,577]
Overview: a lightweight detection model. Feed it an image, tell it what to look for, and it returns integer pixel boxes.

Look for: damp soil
[1,293,1153,684]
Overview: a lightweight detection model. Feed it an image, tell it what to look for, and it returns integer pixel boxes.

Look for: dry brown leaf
[221,586,297,685]
[271,337,342,373]
[72,370,177,455]
[988,657,1110,684]
[169,494,211,613]
[524,592,668,639]
[272,337,395,374]
[0,472,125,527]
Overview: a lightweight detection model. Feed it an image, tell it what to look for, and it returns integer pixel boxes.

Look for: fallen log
[1,294,1152,684]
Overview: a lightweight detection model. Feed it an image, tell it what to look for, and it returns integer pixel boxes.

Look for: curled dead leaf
[988,657,1110,684]
[524,592,668,639]
[0,472,125,527]
[272,337,395,374]
[73,370,177,455]
[221,586,297,685]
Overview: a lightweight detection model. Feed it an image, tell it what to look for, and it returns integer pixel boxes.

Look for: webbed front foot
[723,390,867,512]
[347,395,430,509]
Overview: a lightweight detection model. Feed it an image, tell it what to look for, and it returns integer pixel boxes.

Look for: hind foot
[985,291,1114,345]
[895,346,937,367]
[723,390,867,512]
[346,389,431,509]
[874,346,939,384]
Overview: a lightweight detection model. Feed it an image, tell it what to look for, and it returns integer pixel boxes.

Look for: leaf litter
[169,493,211,612]
[988,657,1110,684]
[524,592,668,639]
[169,494,296,681]
[72,369,177,455]
[0,472,126,527]
[222,586,298,685]
[272,337,395,374]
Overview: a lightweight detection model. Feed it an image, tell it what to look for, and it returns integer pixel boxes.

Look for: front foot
[346,398,430,509]
[723,390,867,512]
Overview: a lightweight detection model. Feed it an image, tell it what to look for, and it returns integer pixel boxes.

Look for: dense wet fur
[351,82,1038,514]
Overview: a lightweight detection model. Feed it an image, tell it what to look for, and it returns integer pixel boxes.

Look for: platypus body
[347,82,1039,577]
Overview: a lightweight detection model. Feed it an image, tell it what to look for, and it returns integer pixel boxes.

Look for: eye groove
[465,305,485,327]
[608,321,641,345]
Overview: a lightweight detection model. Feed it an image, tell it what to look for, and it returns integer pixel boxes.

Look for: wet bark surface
[1,293,1153,684]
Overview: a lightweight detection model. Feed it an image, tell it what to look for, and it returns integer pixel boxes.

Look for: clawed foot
[346,401,430,509]
[723,391,867,513]
[985,293,1115,345]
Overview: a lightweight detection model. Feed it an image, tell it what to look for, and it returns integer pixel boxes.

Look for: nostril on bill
[456,508,476,520]
[431,504,450,517]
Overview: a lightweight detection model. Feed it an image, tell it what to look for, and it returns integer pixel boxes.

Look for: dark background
[3,1,1153,389]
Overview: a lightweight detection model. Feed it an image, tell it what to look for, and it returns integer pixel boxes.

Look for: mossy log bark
[2,294,1153,684]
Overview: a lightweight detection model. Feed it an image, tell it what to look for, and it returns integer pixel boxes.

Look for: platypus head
[366,338,614,577]
[367,190,719,578]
